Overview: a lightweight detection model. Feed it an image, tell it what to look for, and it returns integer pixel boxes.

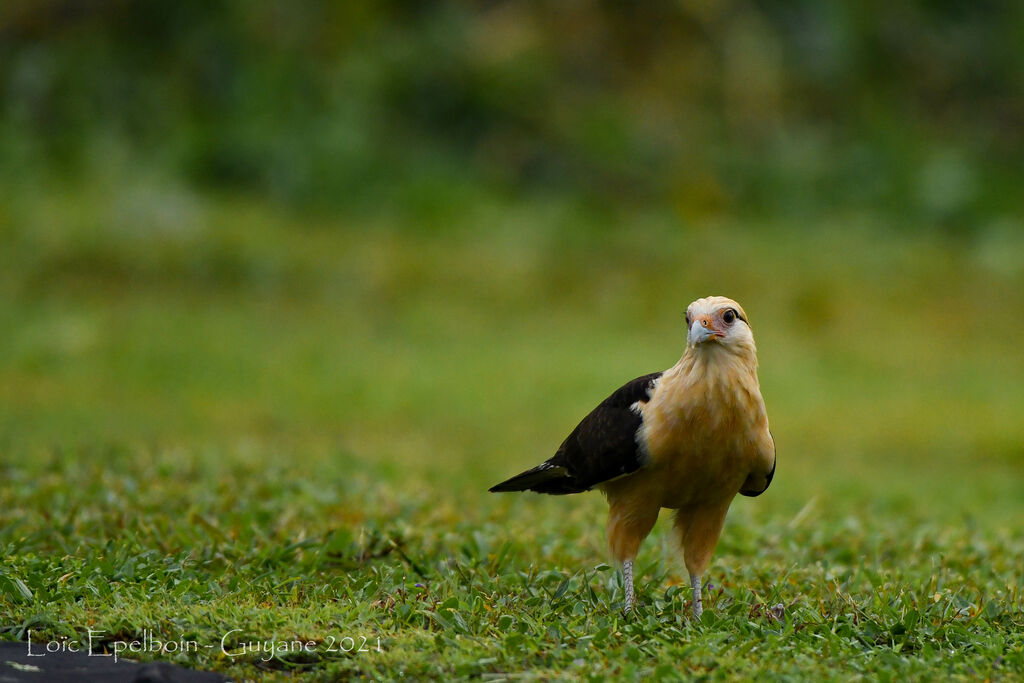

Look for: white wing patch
[630,375,660,415]
[631,376,660,466]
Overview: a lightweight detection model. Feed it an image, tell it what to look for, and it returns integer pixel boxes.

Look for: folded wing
[490,373,662,495]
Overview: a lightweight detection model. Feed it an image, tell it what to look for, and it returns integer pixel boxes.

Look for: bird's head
[685,296,754,353]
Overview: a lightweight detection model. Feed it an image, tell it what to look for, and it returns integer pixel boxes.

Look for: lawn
[1,184,1023,680]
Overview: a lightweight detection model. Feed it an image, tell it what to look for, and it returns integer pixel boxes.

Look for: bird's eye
[685,312,691,326]
[723,309,736,324]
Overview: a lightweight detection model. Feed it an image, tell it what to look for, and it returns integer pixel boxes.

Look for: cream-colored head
[685,296,754,353]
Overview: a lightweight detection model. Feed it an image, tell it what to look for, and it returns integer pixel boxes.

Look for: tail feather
[489,462,584,495]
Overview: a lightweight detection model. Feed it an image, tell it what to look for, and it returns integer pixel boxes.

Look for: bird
[490,296,775,616]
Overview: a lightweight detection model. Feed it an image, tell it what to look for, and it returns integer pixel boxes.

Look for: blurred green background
[2,0,1023,524]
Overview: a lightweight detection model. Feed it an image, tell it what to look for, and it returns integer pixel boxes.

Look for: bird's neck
[639,341,766,461]
[659,342,760,410]
[680,342,756,384]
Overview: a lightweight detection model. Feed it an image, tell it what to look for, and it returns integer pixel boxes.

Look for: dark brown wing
[739,432,776,497]
[489,373,662,495]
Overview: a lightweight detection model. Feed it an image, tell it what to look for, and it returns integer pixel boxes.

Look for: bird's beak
[688,316,723,345]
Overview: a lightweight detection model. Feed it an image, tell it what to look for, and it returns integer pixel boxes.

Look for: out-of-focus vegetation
[2,2,1024,680]
[3,0,1024,226]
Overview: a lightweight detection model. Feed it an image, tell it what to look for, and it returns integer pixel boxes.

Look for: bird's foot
[690,573,703,619]
[622,559,635,614]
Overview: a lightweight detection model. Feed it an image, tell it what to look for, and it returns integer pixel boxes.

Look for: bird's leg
[606,499,657,614]
[676,502,729,619]
[690,572,703,618]
[623,559,635,612]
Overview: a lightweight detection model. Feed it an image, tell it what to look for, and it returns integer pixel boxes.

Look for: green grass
[2,184,1023,680]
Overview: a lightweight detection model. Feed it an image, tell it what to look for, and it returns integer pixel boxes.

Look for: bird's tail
[489,462,580,494]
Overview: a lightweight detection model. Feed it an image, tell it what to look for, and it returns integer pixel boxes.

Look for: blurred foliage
[2,0,1024,228]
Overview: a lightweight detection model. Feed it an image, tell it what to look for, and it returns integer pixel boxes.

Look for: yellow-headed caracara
[490,296,775,616]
